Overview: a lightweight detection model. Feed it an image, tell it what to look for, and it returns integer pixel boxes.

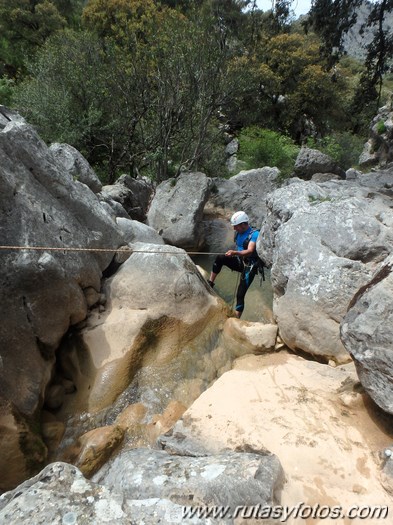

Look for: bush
[237,126,299,178]
[0,76,14,106]
[376,119,386,135]
[307,132,365,170]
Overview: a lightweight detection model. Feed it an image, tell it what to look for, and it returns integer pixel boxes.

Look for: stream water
[54,220,275,456]
[192,253,274,324]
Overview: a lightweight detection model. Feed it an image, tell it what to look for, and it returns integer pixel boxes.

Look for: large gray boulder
[341,254,393,414]
[258,176,393,363]
[0,449,284,525]
[101,174,153,222]
[147,171,210,250]
[0,462,195,525]
[208,167,280,227]
[294,147,345,179]
[49,142,102,193]
[0,115,123,490]
[93,448,284,512]
[116,217,165,245]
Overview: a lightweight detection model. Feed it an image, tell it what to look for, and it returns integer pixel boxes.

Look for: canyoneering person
[207,211,262,318]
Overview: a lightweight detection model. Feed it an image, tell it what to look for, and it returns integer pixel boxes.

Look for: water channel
[191,253,274,324]
[53,220,275,458]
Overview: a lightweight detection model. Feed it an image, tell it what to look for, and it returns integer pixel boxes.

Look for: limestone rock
[159,353,391,511]
[147,171,210,250]
[70,425,125,478]
[0,462,162,524]
[115,403,148,428]
[294,147,345,179]
[220,318,277,357]
[381,454,393,495]
[116,217,164,245]
[207,168,281,228]
[0,408,47,492]
[56,243,228,415]
[93,448,284,510]
[258,177,393,362]
[50,142,102,193]
[101,174,153,222]
[341,254,393,414]
[0,112,123,489]
[359,105,393,168]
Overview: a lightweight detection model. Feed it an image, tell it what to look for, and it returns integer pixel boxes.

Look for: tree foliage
[352,0,393,128]
[238,126,299,176]
[0,0,84,76]
[305,0,362,68]
[307,0,393,132]
[227,32,348,139]
[14,4,234,181]
[9,0,392,180]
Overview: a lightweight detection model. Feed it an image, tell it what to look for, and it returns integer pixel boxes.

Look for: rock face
[116,217,164,245]
[56,243,228,416]
[101,174,153,222]
[294,147,345,179]
[341,254,393,415]
[93,448,284,511]
[0,449,284,525]
[207,167,280,227]
[147,171,211,250]
[0,462,162,524]
[258,176,393,363]
[0,112,124,490]
[49,142,102,193]
[359,104,393,168]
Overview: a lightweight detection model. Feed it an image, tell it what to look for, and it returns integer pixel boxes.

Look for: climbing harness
[234,228,266,285]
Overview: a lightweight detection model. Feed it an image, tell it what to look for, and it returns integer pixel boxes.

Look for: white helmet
[230,211,249,226]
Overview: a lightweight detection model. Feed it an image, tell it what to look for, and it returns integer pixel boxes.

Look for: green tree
[140,8,232,180]
[13,4,233,182]
[305,0,362,68]
[230,32,348,139]
[0,0,85,79]
[0,0,66,72]
[82,0,159,44]
[351,0,393,131]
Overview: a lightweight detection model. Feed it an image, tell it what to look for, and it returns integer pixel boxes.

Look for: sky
[256,0,312,17]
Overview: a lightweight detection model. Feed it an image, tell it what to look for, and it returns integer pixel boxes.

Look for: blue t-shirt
[235,227,259,259]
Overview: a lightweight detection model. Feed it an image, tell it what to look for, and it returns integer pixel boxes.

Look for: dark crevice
[286,346,330,365]
[347,261,392,311]
[22,296,32,324]
[102,258,123,278]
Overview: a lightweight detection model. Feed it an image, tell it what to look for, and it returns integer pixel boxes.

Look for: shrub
[0,76,14,106]
[307,132,365,170]
[376,119,386,135]
[237,126,299,178]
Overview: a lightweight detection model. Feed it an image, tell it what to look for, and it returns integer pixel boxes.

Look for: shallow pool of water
[192,253,274,324]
